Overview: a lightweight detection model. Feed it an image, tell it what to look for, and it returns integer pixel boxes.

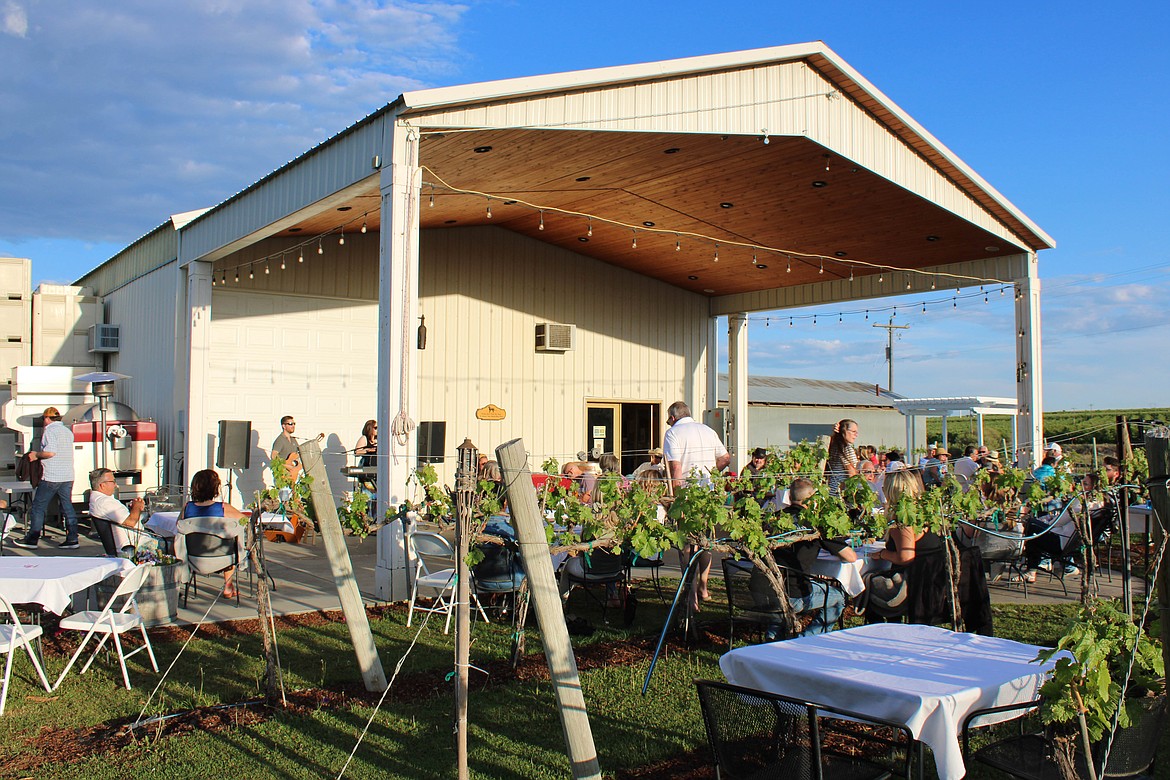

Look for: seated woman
[354,419,377,494]
[177,469,248,598]
[1021,472,1100,581]
[867,469,949,625]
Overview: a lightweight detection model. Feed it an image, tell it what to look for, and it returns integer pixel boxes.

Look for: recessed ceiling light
[664,148,681,154]
[687,275,698,280]
[926,235,940,242]
[985,245,1000,252]
[812,181,828,188]
[337,206,352,212]
[834,251,847,257]
[578,237,589,242]
[719,202,734,209]
[756,264,768,270]
[642,221,655,227]
[503,200,517,205]
[289,227,302,233]
[576,176,591,182]
[444,220,457,224]
[473,146,493,153]
[703,288,715,293]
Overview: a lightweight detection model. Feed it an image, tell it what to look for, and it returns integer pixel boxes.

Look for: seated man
[87,467,146,556]
[755,477,855,639]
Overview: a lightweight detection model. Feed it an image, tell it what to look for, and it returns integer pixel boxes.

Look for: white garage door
[207,290,379,499]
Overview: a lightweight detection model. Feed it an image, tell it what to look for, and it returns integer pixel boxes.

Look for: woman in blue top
[178,469,247,598]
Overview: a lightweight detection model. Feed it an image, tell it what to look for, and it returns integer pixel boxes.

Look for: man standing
[88,467,146,554]
[663,401,730,608]
[271,415,298,462]
[14,407,79,549]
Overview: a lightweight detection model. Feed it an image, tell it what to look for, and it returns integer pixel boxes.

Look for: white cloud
[1,1,27,37]
[0,1,469,242]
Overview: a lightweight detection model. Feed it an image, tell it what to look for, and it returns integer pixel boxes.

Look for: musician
[354,420,377,467]
[271,415,298,462]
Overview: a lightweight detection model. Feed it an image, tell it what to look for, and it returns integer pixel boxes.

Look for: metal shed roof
[718,374,901,408]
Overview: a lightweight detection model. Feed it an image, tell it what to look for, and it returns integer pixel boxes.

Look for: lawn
[0,585,1163,779]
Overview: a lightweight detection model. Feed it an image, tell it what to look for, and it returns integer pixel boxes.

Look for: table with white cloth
[807,542,888,597]
[0,556,134,614]
[719,623,1058,780]
[146,511,297,538]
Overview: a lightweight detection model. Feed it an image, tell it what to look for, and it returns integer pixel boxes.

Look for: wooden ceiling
[275,127,1021,297]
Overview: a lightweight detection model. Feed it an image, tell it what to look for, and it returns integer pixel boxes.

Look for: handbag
[859,570,909,617]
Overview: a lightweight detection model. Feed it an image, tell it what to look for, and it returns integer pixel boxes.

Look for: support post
[727,314,748,472]
[182,260,214,478]
[1014,257,1044,467]
[1117,416,1134,615]
[497,439,601,780]
[1144,429,1170,679]
[300,440,388,691]
[453,439,477,780]
[249,508,284,706]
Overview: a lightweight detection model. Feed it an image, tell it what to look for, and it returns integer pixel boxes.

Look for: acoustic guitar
[283,433,325,482]
[267,433,323,544]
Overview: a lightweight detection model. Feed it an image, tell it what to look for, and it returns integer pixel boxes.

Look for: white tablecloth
[0,556,133,614]
[1126,505,1153,535]
[808,543,888,596]
[147,511,294,538]
[719,623,1057,780]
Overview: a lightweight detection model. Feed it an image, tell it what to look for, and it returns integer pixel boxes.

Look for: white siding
[102,261,182,481]
[199,225,710,490]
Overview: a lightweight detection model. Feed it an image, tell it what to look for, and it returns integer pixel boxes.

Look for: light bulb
[486,201,492,219]
[676,236,681,252]
[878,272,884,284]
[631,231,637,249]
[280,257,286,270]
[339,232,345,245]
[298,250,304,263]
[713,245,719,262]
[538,211,544,231]
[249,266,254,280]
[318,238,324,255]
[819,261,824,274]
[587,219,592,237]
[234,269,240,283]
[849,268,854,282]
[361,220,367,234]
[265,262,270,275]
[429,192,434,207]
[786,257,791,273]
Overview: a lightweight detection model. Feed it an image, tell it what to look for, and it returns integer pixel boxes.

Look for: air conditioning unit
[535,323,575,352]
[87,324,121,353]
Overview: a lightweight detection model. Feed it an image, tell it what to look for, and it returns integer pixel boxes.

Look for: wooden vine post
[1145,428,1170,680]
[299,440,387,691]
[453,439,476,780]
[248,507,284,706]
[497,439,602,780]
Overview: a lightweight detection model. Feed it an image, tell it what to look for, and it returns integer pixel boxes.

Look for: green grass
[0,588,1164,779]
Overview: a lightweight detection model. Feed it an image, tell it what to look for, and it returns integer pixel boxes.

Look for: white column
[374,118,421,602]
[1014,254,1044,467]
[941,413,949,454]
[727,313,749,472]
[182,260,214,481]
[704,316,720,412]
[976,412,985,446]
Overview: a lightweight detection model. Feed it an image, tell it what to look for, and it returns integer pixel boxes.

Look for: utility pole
[872,317,910,392]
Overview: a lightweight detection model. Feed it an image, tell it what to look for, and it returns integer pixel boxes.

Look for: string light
[248,265,254,280]
[953,298,958,308]
[786,256,791,273]
[864,310,869,320]
[298,249,304,263]
[849,268,854,282]
[713,244,719,262]
[318,238,324,255]
[818,260,824,274]
[538,210,545,231]
[878,271,884,284]
[429,190,434,207]
[905,277,911,290]
[813,315,817,326]
[752,252,757,265]
[338,229,344,246]
[676,235,682,252]
[587,218,592,237]
[221,269,226,285]
[280,255,286,270]
[265,261,270,275]
[922,302,927,314]
[931,276,937,290]
[838,313,842,323]
[211,274,216,286]
[234,268,240,283]
[631,229,637,249]
[486,198,492,219]
[361,218,368,234]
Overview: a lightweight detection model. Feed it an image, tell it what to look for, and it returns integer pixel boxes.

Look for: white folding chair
[53,564,159,691]
[0,594,52,716]
[407,531,487,633]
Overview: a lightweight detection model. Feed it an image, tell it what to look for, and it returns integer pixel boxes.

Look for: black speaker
[417,421,446,464]
[216,420,252,469]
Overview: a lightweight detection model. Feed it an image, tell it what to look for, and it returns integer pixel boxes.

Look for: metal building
[75,42,1053,511]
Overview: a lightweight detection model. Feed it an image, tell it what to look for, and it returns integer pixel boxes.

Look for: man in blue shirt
[13,407,79,549]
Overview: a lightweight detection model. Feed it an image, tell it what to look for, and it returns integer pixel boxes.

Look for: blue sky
[2,1,1167,410]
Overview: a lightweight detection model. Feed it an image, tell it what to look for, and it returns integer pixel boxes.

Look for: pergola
[892,396,1020,459]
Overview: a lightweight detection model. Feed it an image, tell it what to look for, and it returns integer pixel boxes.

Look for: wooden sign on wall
[476,404,506,421]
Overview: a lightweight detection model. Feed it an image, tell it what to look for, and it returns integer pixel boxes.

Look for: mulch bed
[9,605,714,777]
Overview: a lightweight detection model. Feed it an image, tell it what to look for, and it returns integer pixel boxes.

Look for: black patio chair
[561,547,628,624]
[722,558,793,645]
[694,679,913,779]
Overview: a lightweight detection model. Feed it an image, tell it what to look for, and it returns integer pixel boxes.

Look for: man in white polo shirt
[663,400,730,608]
[88,467,146,556]
[13,407,79,549]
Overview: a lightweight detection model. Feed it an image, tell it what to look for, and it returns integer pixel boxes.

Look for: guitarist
[271,415,299,462]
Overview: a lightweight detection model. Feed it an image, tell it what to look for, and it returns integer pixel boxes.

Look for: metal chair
[472,538,527,622]
[406,531,487,632]
[52,564,159,691]
[695,679,913,779]
[721,557,791,645]
[0,593,52,716]
[90,512,173,558]
[623,548,666,602]
[560,547,628,624]
[182,532,242,607]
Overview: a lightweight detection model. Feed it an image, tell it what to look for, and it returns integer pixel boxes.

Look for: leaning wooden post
[453,439,477,780]
[497,439,602,780]
[299,440,388,691]
[1145,428,1170,680]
